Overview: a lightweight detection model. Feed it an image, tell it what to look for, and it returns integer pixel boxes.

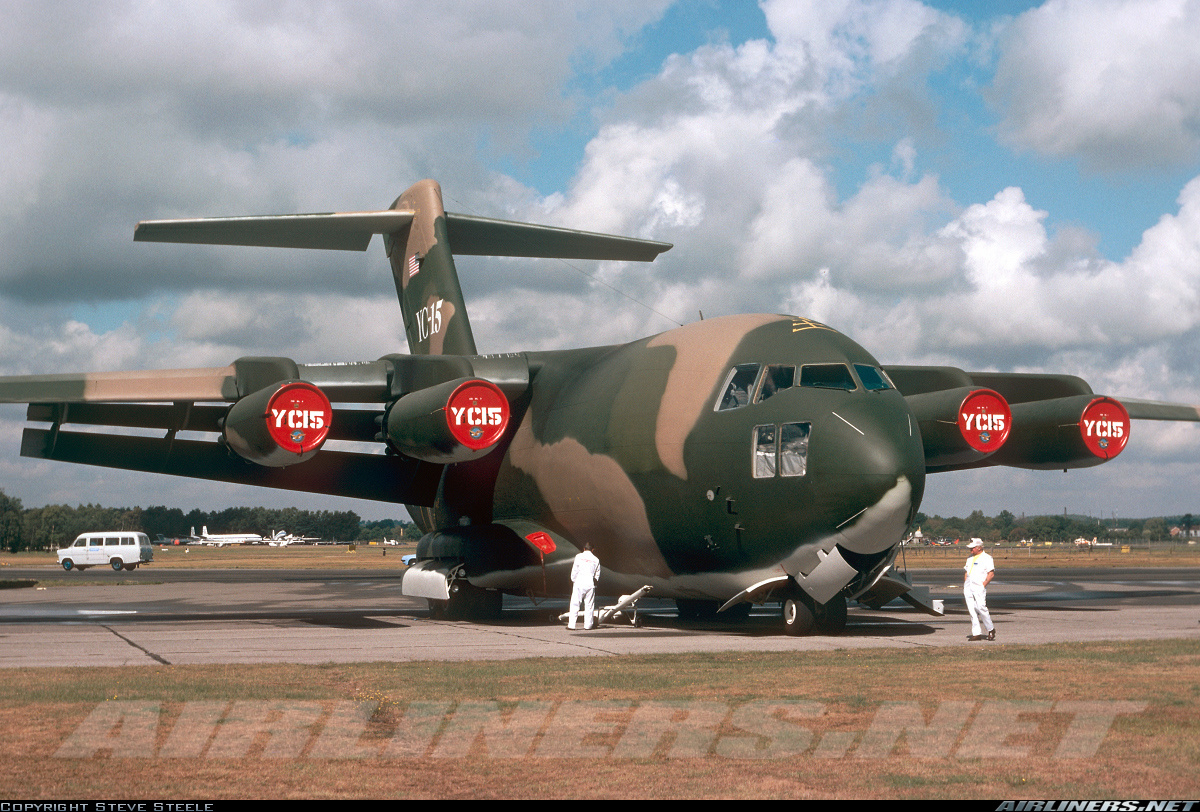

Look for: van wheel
[110,559,123,571]
[61,559,74,571]
[123,564,137,572]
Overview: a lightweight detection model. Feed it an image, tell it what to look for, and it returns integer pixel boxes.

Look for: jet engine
[989,395,1131,469]
[385,377,510,463]
[223,380,333,467]
[906,387,1012,469]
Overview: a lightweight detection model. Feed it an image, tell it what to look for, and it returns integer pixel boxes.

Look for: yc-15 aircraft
[3,179,1198,633]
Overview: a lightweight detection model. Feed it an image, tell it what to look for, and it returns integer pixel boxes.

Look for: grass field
[1,642,1197,799]
[2,544,1198,798]
[5,540,1199,572]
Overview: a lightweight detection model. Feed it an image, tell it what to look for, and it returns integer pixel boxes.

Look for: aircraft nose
[817,396,925,556]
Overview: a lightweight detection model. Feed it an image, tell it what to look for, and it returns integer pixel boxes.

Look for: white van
[58,532,153,572]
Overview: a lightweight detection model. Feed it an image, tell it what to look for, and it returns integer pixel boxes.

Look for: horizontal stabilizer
[21,429,442,505]
[134,209,671,261]
[445,212,671,261]
[134,211,415,251]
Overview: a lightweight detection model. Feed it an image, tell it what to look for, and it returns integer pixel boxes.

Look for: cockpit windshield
[853,364,893,391]
[799,364,856,391]
[716,363,760,411]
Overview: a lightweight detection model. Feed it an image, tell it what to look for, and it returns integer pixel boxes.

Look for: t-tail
[134,179,671,357]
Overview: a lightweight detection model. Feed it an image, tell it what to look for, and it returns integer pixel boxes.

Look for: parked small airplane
[2,179,1198,634]
[268,530,320,546]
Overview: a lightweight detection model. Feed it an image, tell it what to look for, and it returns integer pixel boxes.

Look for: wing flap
[20,428,441,505]
[1118,398,1200,422]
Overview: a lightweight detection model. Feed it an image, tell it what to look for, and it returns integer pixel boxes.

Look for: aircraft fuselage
[414,314,927,606]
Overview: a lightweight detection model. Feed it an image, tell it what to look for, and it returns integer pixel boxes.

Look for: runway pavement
[1,566,1197,667]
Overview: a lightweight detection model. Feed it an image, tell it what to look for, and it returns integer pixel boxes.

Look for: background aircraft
[268,530,320,546]
[190,526,264,546]
[2,179,1198,633]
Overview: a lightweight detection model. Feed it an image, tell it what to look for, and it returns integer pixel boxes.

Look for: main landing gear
[781,591,847,636]
[427,580,502,620]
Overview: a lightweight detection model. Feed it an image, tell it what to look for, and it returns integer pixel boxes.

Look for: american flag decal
[407,253,421,279]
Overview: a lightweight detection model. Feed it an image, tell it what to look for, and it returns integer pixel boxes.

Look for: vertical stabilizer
[385,180,477,356]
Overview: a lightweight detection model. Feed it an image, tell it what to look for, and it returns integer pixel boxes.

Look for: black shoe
[987,629,995,641]
[968,634,985,641]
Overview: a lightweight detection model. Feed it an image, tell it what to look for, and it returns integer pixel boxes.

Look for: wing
[885,366,1200,473]
[1,353,530,506]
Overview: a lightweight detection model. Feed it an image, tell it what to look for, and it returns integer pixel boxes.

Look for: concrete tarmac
[1,567,1197,667]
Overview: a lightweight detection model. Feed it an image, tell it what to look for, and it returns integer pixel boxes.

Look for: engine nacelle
[991,395,1131,469]
[223,381,333,467]
[906,387,1012,469]
[386,377,510,464]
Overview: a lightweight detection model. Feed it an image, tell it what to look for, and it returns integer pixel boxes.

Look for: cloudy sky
[2,0,1199,522]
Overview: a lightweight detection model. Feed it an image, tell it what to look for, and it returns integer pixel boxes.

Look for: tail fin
[384,180,476,355]
[135,179,671,357]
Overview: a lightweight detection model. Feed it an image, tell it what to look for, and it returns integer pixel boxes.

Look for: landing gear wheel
[814,594,847,634]
[721,602,753,621]
[782,596,816,636]
[432,582,503,620]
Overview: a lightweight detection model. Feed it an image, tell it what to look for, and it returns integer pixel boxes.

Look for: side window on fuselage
[716,363,761,411]
[753,422,811,479]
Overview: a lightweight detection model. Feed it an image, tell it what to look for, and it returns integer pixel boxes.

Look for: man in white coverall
[964,538,995,641]
[568,543,601,630]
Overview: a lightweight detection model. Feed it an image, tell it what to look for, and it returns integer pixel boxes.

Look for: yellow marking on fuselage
[791,318,833,332]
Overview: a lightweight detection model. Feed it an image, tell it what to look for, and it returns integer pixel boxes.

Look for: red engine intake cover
[263,382,333,455]
[444,379,510,451]
[1079,397,1130,459]
[958,389,1011,454]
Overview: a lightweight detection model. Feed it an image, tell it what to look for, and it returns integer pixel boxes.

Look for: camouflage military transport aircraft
[3,179,1199,634]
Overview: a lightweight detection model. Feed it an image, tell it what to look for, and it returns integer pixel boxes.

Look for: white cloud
[992,0,1200,169]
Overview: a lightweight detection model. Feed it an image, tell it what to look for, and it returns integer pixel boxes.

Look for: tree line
[914,509,1196,543]
[0,489,417,552]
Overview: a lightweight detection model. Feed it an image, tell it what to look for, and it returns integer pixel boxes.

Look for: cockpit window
[854,364,893,391]
[753,422,810,478]
[799,364,856,391]
[716,363,761,411]
[754,365,796,403]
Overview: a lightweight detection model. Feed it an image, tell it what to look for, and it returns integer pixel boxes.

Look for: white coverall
[964,550,995,637]
[568,549,601,629]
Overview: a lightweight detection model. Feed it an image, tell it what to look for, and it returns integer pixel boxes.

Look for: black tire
[675,598,719,621]
[123,564,137,572]
[815,595,848,634]
[782,596,816,636]
[61,559,74,571]
[110,559,123,571]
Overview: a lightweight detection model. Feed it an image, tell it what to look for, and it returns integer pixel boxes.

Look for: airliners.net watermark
[53,699,1146,759]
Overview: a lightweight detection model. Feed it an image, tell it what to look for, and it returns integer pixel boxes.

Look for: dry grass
[2,642,1198,799]
[5,541,1198,573]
